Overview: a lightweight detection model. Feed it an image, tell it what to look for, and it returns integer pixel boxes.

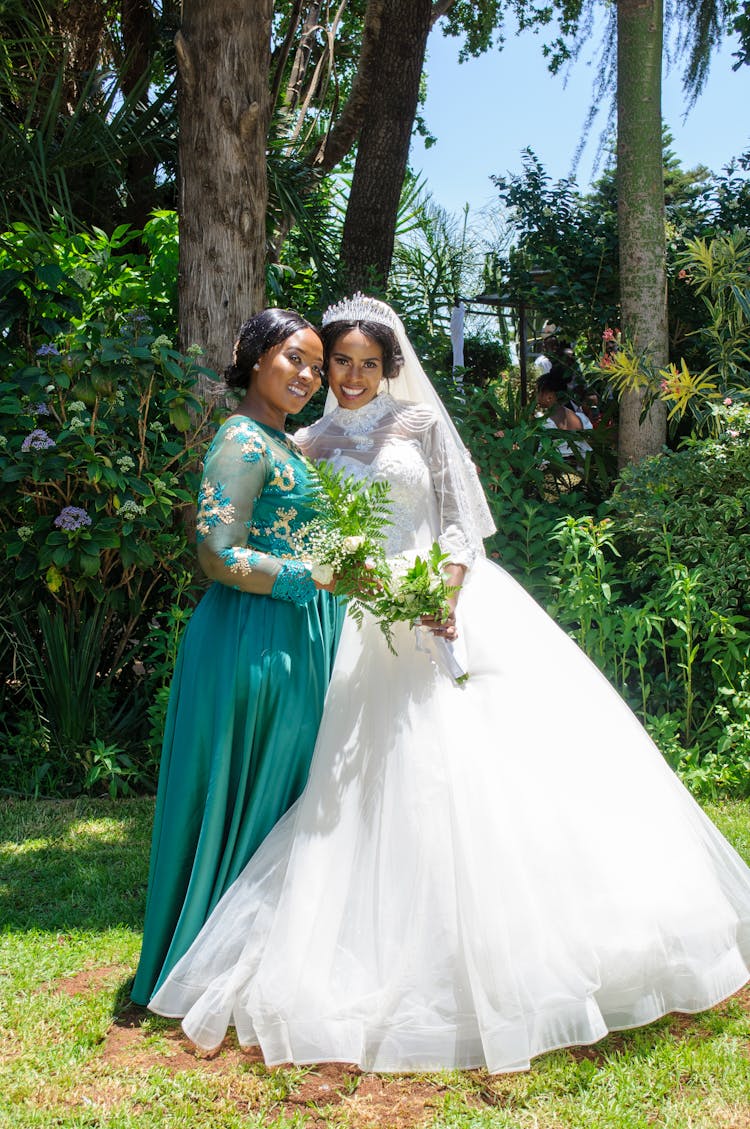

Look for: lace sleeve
[195,420,316,604]
[420,412,483,569]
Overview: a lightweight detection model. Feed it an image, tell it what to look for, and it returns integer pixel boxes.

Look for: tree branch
[286,1,324,111]
[270,0,305,113]
[430,0,456,27]
[310,0,386,172]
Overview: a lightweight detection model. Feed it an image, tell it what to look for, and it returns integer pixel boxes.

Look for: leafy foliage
[542,399,750,798]
[0,219,213,795]
[492,146,750,373]
[298,460,455,654]
[0,215,180,352]
[297,459,392,583]
[600,230,750,438]
[0,0,177,230]
[418,361,598,601]
[610,420,750,624]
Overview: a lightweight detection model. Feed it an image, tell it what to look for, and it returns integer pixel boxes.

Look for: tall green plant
[676,229,750,389]
[0,240,214,793]
[602,230,750,436]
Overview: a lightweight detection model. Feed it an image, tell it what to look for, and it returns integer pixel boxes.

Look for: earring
[253,363,260,370]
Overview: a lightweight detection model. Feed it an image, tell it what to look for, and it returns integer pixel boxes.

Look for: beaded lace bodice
[335,437,435,556]
[295,394,479,566]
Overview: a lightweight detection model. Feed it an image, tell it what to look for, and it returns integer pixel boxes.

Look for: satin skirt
[149,559,750,1071]
[130,582,343,1006]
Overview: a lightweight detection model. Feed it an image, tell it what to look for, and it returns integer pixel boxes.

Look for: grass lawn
[1,797,750,1128]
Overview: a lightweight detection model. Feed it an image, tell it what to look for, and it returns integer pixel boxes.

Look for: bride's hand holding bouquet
[295,461,459,656]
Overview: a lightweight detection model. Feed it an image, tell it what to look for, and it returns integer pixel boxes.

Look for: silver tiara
[321,292,400,330]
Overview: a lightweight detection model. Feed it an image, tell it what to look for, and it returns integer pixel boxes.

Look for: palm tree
[615,0,668,466]
[0,0,176,230]
[532,0,737,464]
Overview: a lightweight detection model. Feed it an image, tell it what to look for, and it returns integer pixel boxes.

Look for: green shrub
[432,374,597,600]
[0,218,212,795]
[0,214,179,353]
[610,405,750,622]
[549,511,750,798]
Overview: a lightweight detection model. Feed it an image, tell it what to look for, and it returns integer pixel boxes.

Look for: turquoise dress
[131,416,343,1006]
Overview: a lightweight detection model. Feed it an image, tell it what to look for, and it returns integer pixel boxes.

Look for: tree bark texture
[49,0,108,109]
[617,0,668,467]
[121,0,158,233]
[339,0,433,291]
[176,0,271,382]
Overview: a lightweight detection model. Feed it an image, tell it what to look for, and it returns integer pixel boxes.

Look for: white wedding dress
[150,393,750,1074]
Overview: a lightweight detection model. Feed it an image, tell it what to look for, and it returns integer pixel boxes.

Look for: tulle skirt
[149,558,750,1073]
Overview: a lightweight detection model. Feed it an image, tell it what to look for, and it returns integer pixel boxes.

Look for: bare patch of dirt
[93,1006,461,1127]
[102,1005,263,1075]
[59,992,750,1128]
[284,1068,448,1129]
[51,965,124,997]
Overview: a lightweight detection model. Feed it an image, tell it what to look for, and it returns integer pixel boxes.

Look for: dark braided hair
[320,319,404,380]
[224,309,320,392]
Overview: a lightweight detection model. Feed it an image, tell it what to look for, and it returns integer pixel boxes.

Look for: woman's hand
[313,560,383,596]
[420,563,465,640]
[420,605,458,639]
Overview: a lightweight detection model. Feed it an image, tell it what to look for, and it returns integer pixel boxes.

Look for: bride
[148,295,750,1074]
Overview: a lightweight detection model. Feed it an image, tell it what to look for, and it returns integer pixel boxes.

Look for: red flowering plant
[599,326,621,368]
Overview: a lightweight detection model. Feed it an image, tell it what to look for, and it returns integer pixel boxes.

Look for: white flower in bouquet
[310,562,335,586]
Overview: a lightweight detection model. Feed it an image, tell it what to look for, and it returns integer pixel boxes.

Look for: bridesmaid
[131,309,343,1006]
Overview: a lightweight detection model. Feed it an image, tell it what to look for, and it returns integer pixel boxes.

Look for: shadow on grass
[0,797,154,932]
[110,978,153,1030]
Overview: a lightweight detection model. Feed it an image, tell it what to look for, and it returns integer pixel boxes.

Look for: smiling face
[247,328,323,426]
[325,328,385,410]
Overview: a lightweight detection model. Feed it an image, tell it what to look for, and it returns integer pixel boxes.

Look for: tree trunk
[121,0,157,234]
[48,0,108,110]
[617,0,668,467]
[339,0,433,291]
[176,0,271,388]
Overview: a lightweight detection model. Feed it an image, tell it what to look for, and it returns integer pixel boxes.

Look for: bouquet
[294,460,392,626]
[296,461,460,660]
[368,545,469,683]
[369,543,457,645]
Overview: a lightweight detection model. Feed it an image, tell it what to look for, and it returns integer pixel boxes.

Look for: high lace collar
[329,392,394,434]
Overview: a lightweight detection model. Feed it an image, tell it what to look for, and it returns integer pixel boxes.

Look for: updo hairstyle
[536,366,567,397]
[224,309,319,392]
[320,319,404,381]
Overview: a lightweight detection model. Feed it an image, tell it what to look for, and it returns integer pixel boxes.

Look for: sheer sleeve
[195,420,316,604]
[420,411,480,569]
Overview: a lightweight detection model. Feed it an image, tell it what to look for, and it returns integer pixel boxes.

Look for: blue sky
[411,16,750,217]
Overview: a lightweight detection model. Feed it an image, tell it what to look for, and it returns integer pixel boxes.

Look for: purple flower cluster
[54,506,92,532]
[21,429,56,452]
[33,402,51,416]
[36,343,60,357]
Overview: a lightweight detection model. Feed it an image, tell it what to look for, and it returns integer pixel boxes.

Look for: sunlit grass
[1,798,749,1127]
